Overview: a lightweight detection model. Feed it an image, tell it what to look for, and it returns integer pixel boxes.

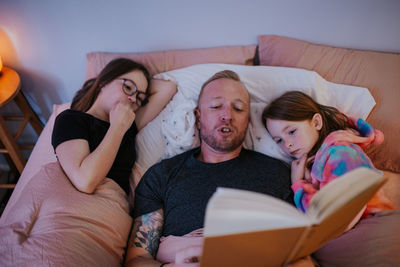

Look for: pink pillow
[257,35,400,173]
[85,45,256,79]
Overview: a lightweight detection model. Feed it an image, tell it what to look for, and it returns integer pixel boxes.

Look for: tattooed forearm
[128,209,164,257]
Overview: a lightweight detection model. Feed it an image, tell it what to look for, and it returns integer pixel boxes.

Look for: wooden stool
[0,66,44,188]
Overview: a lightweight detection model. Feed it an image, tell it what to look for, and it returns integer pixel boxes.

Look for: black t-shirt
[51,109,137,194]
[134,147,293,237]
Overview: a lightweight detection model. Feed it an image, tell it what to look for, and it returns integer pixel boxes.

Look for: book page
[307,167,383,223]
[201,168,386,266]
[204,188,310,237]
[290,167,386,261]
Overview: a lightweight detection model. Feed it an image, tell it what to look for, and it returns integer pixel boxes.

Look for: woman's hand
[109,101,136,133]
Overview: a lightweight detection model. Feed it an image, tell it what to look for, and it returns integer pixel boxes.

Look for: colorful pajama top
[291,118,394,215]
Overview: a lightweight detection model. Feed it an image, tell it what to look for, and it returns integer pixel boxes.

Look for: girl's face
[100,69,148,113]
[266,114,322,159]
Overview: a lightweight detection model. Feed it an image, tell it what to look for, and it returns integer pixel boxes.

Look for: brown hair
[197,70,246,107]
[71,58,151,112]
[262,91,354,157]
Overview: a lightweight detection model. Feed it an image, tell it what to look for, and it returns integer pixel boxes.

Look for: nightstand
[0,66,44,188]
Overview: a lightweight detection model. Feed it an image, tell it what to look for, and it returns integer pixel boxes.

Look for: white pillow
[135,63,376,174]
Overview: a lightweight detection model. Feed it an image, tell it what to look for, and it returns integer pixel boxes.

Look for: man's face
[195,78,250,152]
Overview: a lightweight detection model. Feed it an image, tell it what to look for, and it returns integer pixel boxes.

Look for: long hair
[262,91,354,157]
[71,58,151,112]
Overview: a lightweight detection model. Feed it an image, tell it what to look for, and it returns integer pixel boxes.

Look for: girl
[52,58,177,195]
[262,91,394,221]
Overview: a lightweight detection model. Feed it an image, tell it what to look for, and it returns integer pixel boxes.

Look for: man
[125,70,293,266]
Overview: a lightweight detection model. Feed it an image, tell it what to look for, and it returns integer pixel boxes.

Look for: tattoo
[128,209,164,257]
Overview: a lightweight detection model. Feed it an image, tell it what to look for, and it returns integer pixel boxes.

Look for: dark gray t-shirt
[134,147,293,237]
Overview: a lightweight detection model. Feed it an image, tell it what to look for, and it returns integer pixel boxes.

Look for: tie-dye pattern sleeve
[293,143,374,212]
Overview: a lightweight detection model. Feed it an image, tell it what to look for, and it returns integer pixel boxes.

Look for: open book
[201,167,386,267]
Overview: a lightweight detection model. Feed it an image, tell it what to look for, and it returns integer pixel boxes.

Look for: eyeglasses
[118,78,148,107]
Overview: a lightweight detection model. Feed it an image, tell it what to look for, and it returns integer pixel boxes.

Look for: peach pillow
[256,35,400,173]
[86,45,256,79]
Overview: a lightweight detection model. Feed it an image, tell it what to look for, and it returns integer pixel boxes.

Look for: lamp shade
[0,56,2,72]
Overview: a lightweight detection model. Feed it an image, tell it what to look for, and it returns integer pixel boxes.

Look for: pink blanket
[0,162,132,266]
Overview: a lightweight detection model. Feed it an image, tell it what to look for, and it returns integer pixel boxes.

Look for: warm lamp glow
[1,26,19,71]
[0,56,2,72]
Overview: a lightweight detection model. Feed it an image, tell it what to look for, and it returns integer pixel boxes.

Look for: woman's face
[101,69,148,112]
[266,114,322,159]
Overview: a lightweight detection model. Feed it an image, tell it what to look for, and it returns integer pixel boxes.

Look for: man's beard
[199,123,247,152]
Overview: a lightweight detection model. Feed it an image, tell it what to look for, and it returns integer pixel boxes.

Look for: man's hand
[173,245,202,266]
[286,256,318,267]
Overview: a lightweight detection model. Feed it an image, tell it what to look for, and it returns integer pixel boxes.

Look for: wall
[0,0,399,168]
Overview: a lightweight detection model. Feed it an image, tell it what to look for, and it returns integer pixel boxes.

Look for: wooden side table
[0,66,44,188]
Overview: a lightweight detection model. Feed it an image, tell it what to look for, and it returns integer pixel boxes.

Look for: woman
[52,58,177,195]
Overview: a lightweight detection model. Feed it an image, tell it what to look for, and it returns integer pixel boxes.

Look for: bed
[0,35,399,266]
